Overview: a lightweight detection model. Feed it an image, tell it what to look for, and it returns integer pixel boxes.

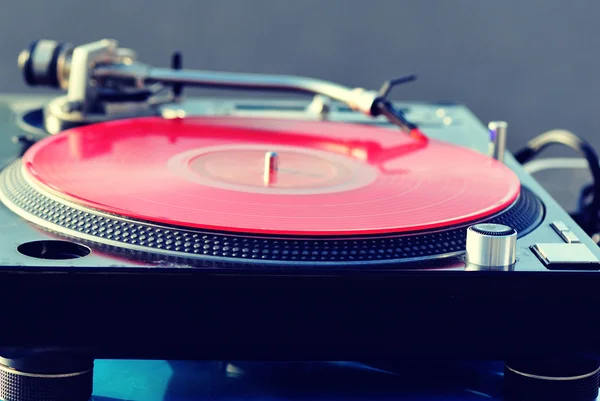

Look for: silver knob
[488,121,508,163]
[466,223,517,268]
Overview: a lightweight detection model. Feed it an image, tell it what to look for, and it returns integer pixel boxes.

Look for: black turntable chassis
[4,36,600,401]
[3,96,600,400]
[0,95,598,364]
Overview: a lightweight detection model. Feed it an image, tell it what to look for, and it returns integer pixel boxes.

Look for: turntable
[1,39,600,400]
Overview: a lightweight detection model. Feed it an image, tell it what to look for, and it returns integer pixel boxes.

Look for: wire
[578,183,594,212]
[522,157,589,174]
[521,156,599,240]
[522,157,593,216]
[515,129,600,234]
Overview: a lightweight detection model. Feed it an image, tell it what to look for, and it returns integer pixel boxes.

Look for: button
[558,230,580,244]
[551,221,570,232]
[550,221,581,243]
[531,243,600,270]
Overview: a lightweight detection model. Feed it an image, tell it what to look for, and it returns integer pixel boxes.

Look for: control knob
[465,223,517,269]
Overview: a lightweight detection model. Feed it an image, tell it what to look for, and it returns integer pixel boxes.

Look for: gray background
[0,0,598,152]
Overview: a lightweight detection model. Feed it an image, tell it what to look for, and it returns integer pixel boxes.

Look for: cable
[522,157,589,174]
[521,157,598,240]
[515,129,600,234]
[522,157,594,216]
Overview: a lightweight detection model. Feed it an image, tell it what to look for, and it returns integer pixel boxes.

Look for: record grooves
[21,117,523,236]
[0,160,544,267]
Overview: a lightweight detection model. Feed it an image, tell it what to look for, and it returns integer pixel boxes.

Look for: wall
[0,0,597,152]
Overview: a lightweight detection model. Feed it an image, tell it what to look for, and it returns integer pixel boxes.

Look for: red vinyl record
[22,116,520,236]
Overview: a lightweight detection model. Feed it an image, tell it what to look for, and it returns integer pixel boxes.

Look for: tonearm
[18,39,416,134]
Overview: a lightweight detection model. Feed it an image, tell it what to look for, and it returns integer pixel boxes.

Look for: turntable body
[0,95,591,273]
[0,95,597,362]
[0,38,600,401]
